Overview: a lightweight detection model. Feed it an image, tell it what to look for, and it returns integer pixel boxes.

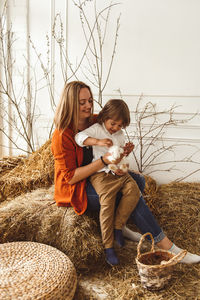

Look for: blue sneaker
[114,229,125,247]
[105,248,119,266]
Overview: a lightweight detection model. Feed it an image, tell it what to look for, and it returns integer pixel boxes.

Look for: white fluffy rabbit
[107,145,129,173]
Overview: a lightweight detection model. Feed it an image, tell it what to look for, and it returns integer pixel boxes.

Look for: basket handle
[161,249,187,266]
[137,232,154,259]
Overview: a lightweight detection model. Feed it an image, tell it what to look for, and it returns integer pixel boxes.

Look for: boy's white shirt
[75,123,126,173]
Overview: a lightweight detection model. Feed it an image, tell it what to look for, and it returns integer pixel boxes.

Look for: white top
[75,123,126,172]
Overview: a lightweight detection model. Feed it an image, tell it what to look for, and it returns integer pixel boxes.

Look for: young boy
[75,99,140,266]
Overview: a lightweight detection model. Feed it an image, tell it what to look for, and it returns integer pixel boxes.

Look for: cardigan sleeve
[52,129,78,183]
[51,117,97,214]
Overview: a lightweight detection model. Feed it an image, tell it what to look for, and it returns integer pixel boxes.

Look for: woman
[51,80,200,265]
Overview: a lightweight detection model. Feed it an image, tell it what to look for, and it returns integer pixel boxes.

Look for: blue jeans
[86,172,165,243]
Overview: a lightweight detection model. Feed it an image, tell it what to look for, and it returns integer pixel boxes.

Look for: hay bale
[0,140,54,202]
[0,155,26,176]
[144,175,157,196]
[0,185,103,271]
[143,175,158,213]
[150,182,200,253]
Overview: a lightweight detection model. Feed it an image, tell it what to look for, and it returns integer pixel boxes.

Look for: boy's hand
[113,169,126,176]
[96,138,113,147]
[123,142,134,156]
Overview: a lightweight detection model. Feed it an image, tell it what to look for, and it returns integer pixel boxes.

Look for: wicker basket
[0,241,77,299]
[135,232,187,290]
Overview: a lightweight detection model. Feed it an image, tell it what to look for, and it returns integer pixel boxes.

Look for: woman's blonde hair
[97,99,130,128]
[54,81,94,132]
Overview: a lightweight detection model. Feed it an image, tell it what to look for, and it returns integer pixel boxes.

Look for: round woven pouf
[0,241,77,300]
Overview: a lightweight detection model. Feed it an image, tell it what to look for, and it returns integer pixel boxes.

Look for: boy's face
[104,119,123,135]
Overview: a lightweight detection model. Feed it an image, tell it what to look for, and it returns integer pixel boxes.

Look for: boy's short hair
[97,99,130,128]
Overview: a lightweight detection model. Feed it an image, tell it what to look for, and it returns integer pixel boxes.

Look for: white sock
[169,244,200,264]
[122,226,142,242]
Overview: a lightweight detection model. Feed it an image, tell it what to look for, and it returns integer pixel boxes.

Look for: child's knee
[125,180,140,200]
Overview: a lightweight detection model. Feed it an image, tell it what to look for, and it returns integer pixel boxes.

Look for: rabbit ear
[108,164,118,172]
[119,164,128,172]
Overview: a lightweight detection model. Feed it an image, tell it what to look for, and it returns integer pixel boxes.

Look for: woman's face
[79,88,93,120]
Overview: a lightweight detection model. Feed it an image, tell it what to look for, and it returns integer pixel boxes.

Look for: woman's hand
[123,142,134,156]
[96,138,113,147]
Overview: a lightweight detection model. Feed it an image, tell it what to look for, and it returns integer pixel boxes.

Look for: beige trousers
[89,172,140,248]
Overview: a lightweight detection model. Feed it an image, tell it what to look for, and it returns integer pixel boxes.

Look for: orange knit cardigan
[51,116,97,215]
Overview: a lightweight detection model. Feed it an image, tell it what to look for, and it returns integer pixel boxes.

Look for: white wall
[1,0,200,183]
[107,0,200,95]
